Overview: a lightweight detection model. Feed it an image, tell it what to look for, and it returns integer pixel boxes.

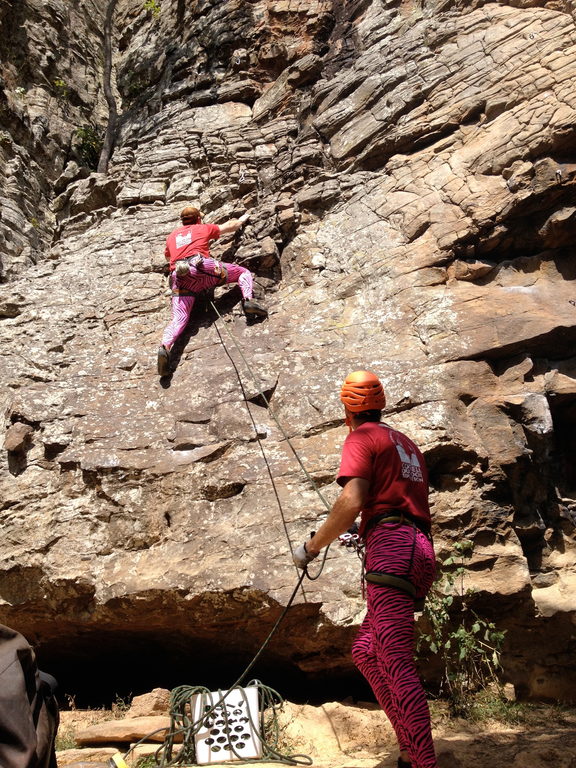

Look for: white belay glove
[293,542,319,570]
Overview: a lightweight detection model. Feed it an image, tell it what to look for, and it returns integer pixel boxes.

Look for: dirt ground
[57,700,576,768]
[428,706,576,768]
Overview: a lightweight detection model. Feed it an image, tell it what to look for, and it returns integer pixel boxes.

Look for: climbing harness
[189,254,228,285]
[365,515,418,600]
[339,514,428,610]
[171,256,229,295]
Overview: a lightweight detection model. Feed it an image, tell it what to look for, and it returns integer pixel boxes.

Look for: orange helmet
[340,370,386,412]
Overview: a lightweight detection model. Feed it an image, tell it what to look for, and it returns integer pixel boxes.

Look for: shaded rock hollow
[1,0,576,705]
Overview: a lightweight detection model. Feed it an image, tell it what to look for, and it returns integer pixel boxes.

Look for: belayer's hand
[293,542,319,570]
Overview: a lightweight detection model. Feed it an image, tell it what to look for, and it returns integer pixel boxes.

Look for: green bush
[135,755,158,767]
[74,124,104,170]
[417,540,506,717]
[55,728,77,751]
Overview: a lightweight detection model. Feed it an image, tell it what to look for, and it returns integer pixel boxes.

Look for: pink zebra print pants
[352,522,437,768]
[161,261,253,349]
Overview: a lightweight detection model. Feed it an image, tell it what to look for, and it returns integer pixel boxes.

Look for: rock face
[1,0,576,704]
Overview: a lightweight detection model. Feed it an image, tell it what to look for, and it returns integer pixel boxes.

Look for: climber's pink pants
[161,260,253,349]
[352,523,437,768]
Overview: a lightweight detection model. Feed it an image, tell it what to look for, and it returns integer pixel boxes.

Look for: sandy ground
[57,700,576,768]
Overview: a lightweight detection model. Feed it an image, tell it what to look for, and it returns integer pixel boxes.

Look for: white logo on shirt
[176,232,192,249]
[393,437,424,482]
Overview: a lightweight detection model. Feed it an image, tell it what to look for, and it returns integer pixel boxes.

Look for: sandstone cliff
[1,0,576,705]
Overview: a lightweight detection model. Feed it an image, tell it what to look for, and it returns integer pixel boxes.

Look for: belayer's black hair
[355,410,382,422]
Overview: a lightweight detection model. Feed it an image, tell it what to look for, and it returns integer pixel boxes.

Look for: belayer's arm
[307,477,369,555]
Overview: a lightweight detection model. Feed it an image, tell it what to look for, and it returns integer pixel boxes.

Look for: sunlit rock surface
[1,0,575,703]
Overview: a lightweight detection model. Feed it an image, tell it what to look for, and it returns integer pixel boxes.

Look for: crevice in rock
[246,383,277,409]
[548,393,576,513]
[451,325,576,364]
[351,110,440,170]
[97,0,119,174]
[425,444,479,492]
[480,386,576,569]
[201,482,246,502]
[191,441,235,464]
[81,470,124,511]
[453,162,576,265]
[320,0,368,79]
[307,472,338,489]
[302,419,344,438]
[7,411,41,429]
[43,442,68,461]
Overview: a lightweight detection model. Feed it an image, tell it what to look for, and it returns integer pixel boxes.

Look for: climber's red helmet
[340,370,386,413]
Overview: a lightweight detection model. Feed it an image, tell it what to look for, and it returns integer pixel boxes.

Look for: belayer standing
[157,206,267,376]
[293,371,438,768]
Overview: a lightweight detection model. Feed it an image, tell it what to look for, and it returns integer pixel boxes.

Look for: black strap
[365,511,428,536]
[364,571,416,597]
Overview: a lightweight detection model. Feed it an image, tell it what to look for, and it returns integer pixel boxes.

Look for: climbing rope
[154,680,312,766]
[209,298,335,585]
[118,294,338,767]
[119,570,314,766]
[211,318,329,596]
[209,300,332,514]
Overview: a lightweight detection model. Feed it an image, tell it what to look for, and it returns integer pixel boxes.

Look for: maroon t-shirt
[337,421,431,535]
[165,223,220,271]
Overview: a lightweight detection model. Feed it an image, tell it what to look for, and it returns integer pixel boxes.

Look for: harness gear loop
[364,571,417,597]
[171,255,229,296]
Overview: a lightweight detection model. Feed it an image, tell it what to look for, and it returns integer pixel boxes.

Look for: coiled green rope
[153,680,312,766]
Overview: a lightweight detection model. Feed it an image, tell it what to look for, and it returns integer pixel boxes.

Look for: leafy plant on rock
[417,539,506,717]
[143,0,161,17]
[135,756,157,768]
[112,693,132,718]
[53,78,69,99]
[74,124,104,170]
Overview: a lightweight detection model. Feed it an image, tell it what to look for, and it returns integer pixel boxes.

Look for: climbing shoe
[157,345,171,376]
[397,758,411,768]
[242,299,268,318]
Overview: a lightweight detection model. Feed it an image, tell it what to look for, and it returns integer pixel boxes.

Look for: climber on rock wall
[293,371,438,768]
[157,206,268,376]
